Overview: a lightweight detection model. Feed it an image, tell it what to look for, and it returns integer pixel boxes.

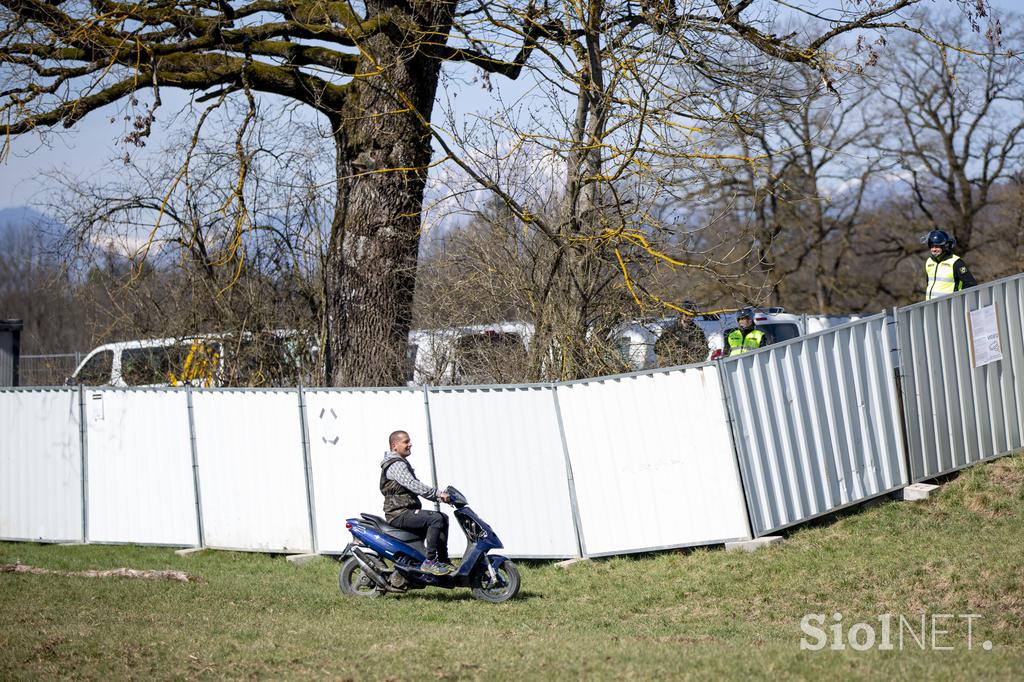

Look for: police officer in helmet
[924,230,976,300]
[725,309,773,356]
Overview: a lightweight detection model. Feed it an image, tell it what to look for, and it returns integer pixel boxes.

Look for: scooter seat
[359,513,422,543]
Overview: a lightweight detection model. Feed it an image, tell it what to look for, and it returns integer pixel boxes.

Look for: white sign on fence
[968,304,1003,368]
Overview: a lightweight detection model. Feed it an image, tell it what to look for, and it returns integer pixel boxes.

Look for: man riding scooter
[380,430,454,576]
[340,448,521,602]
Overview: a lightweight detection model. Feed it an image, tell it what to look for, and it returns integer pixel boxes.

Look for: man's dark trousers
[390,509,449,562]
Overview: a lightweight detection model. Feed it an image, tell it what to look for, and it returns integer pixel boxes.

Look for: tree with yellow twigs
[428,1,999,378]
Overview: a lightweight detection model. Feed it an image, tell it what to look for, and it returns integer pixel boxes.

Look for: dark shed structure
[0,320,23,386]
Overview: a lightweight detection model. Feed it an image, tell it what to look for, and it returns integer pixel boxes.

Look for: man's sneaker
[420,559,454,576]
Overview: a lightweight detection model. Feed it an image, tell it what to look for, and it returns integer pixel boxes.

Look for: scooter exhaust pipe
[351,547,400,593]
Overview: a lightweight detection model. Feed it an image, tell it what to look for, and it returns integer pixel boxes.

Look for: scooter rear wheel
[470,558,520,603]
[338,556,386,598]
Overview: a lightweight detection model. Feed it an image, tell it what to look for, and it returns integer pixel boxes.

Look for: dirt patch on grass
[988,457,1024,492]
[27,635,65,663]
[944,456,1024,518]
[963,493,1011,517]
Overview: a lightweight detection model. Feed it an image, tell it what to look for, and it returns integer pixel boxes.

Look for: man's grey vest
[380,458,421,522]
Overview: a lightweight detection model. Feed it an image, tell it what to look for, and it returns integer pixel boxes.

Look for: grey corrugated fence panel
[555,365,751,557]
[0,388,83,542]
[83,388,199,546]
[896,273,1024,481]
[722,314,908,537]
[303,387,430,553]
[190,389,312,552]
[426,385,579,559]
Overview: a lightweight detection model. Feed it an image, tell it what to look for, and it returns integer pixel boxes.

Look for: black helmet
[925,230,954,249]
[737,308,754,321]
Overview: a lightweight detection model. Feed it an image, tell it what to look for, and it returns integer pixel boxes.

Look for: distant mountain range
[0,206,61,237]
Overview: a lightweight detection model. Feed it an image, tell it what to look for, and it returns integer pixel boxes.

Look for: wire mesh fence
[19,353,82,387]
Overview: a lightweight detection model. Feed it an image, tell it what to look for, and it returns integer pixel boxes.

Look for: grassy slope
[2,454,1023,680]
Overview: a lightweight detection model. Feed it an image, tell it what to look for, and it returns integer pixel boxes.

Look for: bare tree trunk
[323,0,455,387]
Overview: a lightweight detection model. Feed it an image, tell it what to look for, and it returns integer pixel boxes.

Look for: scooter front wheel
[470,558,520,603]
[338,556,386,598]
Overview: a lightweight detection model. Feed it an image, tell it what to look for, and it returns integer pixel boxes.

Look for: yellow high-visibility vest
[727,328,765,355]
[925,254,962,300]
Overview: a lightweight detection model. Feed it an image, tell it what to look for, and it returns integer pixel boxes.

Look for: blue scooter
[338,486,520,603]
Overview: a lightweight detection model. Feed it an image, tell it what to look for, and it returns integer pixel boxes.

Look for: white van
[407,322,534,386]
[68,337,225,387]
[68,331,317,388]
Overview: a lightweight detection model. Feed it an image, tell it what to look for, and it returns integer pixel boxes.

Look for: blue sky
[1,0,1016,212]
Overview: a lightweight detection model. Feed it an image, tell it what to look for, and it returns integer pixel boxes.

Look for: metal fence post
[185,386,205,548]
[886,309,914,485]
[551,386,587,559]
[78,384,89,543]
[422,385,441,511]
[297,385,319,553]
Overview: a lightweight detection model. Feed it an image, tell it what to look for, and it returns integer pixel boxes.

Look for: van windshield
[76,350,113,385]
[767,323,801,342]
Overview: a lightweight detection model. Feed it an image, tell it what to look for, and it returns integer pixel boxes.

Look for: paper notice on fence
[967,304,1003,368]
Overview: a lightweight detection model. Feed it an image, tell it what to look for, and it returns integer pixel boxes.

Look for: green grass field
[3,454,1023,680]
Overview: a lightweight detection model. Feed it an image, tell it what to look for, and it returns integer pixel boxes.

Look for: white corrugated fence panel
[84,389,198,546]
[0,389,83,542]
[556,367,750,556]
[723,314,908,536]
[897,273,1024,481]
[305,388,429,553]
[191,390,311,552]
[428,386,578,559]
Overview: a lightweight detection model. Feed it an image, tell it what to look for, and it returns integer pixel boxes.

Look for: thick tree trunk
[323,1,455,387]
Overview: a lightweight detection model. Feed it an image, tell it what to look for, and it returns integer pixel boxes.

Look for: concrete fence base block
[555,557,591,569]
[724,536,784,552]
[174,547,206,557]
[896,482,940,501]
[285,553,320,566]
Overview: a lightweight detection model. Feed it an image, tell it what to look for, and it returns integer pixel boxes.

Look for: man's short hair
[389,430,408,449]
